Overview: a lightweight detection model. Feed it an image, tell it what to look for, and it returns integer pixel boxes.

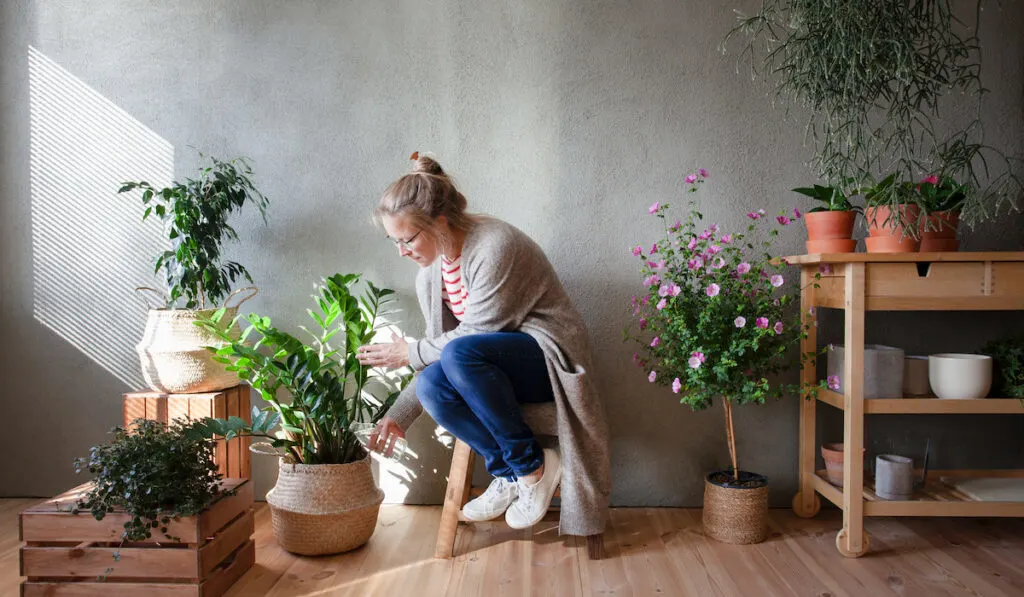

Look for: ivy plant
[119,155,270,310]
[189,273,412,465]
[74,419,225,543]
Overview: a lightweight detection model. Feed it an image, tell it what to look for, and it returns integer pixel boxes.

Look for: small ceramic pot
[821,443,865,488]
[865,206,921,253]
[875,454,914,501]
[903,356,930,396]
[919,211,959,252]
[929,353,993,399]
[827,344,905,399]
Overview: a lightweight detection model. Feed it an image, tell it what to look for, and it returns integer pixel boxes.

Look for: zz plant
[74,419,224,543]
[190,273,412,465]
[119,155,269,309]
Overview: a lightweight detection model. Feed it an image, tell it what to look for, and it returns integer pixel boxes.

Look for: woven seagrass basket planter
[702,470,769,545]
[136,306,240,394]
[266,453,385,555]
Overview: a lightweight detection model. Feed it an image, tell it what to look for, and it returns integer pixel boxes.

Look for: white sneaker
[505,448,562,529]
[461,477,518,522]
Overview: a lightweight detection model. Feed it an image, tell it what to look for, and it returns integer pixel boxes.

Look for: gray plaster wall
[2,1,1022,506]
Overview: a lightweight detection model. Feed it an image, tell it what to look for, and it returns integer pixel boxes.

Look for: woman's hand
[369,416,405,456]
[356,332,410,369]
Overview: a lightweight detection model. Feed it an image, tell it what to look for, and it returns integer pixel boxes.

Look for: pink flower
[734,316,746,328]
[793,207,802,219]
[699,168,709,178]
[649,202,660,214]
[777,215,791,225]
[649,243,658,255]
[655,259,666,270]
[755,317,769,329]
[672,378,682,393]
[649,370,657,383]
[827,375,841,391]
[770,274,784,287]
[773,321,784,335]
[631,245,643,257]
[720,234,733,244]
[709,224,720,233]
[688,257,704,270]
[698,229,712,240]
[650,336,660,347]
[687,237,698,251]
[632,353,639,363]
[746,211,761,220]
[644,274,660,287]
[685,174,698,184]
[737,262,751,275]
[922,175,939,185]
[688,351,706,369]
[706,283,720,297]
[708,244,722,255]
[819,264,832,274]
[638,318,647,330]
[808,307,816,316]
[658,284,671,297]
[656,298,668,310]
[640,296,649,306]
[712,257,726,269]
[671,219,682,231]
[759,209,766,216]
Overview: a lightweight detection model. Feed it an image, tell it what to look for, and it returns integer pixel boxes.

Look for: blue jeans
[417,332,555,480]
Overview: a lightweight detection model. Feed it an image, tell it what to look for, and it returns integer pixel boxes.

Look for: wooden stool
[434,402,605,560]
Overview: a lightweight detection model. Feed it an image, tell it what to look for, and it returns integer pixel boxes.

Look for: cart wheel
[792,492,821,518]
[835,528,870,558]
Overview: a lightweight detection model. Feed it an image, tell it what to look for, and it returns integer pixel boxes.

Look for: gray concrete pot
[827,344,905,399]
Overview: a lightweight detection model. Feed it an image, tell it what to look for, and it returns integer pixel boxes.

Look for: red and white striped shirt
[441,254,468,320]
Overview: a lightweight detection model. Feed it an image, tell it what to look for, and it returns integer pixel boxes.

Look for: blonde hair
[374,153,475,246]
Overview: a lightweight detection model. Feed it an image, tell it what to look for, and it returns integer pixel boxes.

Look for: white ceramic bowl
[928,353,992,400]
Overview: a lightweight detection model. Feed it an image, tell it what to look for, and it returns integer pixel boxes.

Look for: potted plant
[626,169,812,545]
[726,1,1021,232]
[189,273,412,555]
[791,183,860,253]
[120,155,269,394]
[862,174,921,253]
[982,334,1024,399]
[918,174,967,252]
[74,419,226,544]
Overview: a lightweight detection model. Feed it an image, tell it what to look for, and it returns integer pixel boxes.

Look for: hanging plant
[724,0,1022,229]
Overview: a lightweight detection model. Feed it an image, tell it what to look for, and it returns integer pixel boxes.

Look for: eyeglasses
[389,229,423,250]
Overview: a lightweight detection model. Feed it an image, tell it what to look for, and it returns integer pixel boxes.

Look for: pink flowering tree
[626,170,813,484]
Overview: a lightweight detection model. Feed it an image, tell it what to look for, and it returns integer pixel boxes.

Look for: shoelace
[481,478,513,505]
[516,479,537,507]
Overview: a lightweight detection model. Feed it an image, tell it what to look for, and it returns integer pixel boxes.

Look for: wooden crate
[20,479,254,597]
[123,384,251,480]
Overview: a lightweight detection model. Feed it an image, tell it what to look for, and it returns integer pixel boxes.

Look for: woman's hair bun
[410,151,446,177]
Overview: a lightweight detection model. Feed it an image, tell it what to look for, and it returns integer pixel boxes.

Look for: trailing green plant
[189,273,412,465]
[982,334,1024,399]
[119,154,270,310]
[73,419,224,543]
[791,183,859,212]
[725,0,1022,227]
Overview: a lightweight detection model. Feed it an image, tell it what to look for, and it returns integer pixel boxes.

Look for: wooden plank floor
[4,500,1024,596]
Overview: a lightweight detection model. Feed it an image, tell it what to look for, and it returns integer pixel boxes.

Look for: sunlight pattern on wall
[28,46,173,389]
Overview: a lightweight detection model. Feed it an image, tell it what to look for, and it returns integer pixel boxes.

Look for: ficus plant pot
[702,470,769,545]
[865,206,921,253]
[804,210,857,253]
[919,211,960,252]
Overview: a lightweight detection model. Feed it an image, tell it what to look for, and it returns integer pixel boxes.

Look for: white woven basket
[135,287,256,394]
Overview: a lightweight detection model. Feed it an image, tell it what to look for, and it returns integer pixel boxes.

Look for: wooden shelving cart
[786,252,1024,557]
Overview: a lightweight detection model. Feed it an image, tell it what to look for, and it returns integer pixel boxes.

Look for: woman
[356,153,610,535]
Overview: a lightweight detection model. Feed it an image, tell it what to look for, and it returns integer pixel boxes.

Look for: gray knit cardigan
[385,217,611,537]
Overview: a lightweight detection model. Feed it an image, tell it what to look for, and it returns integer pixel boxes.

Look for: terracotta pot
[865,236,919,253]
[821,443,865,488]
[865,205,921,237]
[919,211,960,252]
[805,210,857,241]
[806,239,857,253]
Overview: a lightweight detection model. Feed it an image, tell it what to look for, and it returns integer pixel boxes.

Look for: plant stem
[723,398,739,482]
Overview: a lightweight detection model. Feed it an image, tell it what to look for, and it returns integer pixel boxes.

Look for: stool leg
[587,533,606,560]
[435,439,475,559]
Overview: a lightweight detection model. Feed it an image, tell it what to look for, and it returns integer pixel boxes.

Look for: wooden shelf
[815,389,1024,414]
[784,251,1024,264]
[814,470,1024,517]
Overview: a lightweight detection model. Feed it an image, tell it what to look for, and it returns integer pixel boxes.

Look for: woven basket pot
[266,453,384,556]
[702,470,769,545]
[135,287,255,394]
